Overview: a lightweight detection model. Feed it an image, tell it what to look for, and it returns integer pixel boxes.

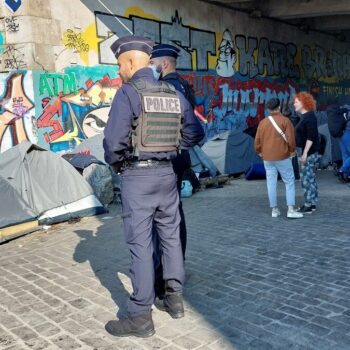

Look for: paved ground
[1,170,350,350]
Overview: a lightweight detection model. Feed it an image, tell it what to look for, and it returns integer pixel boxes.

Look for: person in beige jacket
[255,98,303,219]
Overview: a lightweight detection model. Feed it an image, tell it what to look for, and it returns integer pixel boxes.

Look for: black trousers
[153,151,190,297]
[121,165,184,314]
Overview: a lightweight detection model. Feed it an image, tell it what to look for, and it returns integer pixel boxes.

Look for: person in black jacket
[293,92,320,214]
[149,44,205,300]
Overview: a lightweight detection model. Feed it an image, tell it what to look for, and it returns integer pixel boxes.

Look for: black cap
[110,35,154,58]
[266,98,280,111]
[150,44,180,59]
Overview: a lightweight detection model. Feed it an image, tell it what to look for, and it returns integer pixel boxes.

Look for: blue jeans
[264,158,295,208]
[339,130,350,175]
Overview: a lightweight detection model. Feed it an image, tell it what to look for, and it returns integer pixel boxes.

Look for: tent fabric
[0,175,36,229]
[0,141,104,224]
[74,134,105,163]
[202,130,262,175]
[65,154,105,170]
[245,163,266,180]
[189,146,219,177]
[38,195,104,224]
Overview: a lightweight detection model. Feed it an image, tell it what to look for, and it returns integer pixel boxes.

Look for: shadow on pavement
[72,172,350,349]
[73,221,130,318]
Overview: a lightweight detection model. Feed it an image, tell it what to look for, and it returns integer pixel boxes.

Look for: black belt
[125,159,171,169]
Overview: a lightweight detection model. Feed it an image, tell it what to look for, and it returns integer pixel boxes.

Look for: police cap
[150,44,180,59]
[110,35,154,59]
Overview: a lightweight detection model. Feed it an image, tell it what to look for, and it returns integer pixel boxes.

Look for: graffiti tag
[2,45,26,69]
[5,16,19,33]
[63,29,89,53]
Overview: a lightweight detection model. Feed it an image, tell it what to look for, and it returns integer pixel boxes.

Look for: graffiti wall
[0,67,121,153]
[0,71,36,151]
[1,0,350,152]
[33,66,121,153]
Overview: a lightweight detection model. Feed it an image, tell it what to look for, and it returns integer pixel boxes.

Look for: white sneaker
[271,208,281,218]
[287,210,304,219]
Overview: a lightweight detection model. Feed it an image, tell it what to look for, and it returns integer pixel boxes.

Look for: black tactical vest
[128,79,182,153]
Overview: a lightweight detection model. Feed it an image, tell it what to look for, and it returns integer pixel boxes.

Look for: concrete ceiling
[201,0,350,42]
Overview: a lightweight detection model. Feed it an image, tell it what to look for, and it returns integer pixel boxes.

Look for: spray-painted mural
[0,71,36,151]
[34,66,122,153]
[1,4,350,153]
[91,7,350,138]
[0,67,122,153]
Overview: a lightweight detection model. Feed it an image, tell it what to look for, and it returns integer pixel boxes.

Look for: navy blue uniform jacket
[161,72,196,109]
[103,68,204,166]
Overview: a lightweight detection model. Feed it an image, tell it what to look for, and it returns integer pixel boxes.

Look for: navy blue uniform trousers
[120,164,185,315]
[153,151,191,296]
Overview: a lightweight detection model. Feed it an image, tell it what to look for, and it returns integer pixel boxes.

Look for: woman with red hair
[293,92,320,214]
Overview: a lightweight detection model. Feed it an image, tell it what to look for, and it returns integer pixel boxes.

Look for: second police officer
[149,44,204,299]
[103,36,204,338]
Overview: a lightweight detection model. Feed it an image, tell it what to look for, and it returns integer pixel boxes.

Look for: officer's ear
[162,58,169,69]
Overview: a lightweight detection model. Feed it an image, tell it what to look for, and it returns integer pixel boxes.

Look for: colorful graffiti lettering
[235,36,300,79]
[209,79,297,137]
[39,73,77,97]
[36,67,122,152]
[181,72,298,137]
[302,45,350,80]
[2,3,350,154]
[0,72,34,151]
[95,9,216,70]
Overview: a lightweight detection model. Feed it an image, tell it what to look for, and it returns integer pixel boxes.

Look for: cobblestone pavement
[1,170,350,350]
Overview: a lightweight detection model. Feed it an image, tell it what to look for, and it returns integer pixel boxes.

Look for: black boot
[155,293,184,319]
[105,313,155,338]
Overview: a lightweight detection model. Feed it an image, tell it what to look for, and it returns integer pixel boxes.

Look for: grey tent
[0,175,36,229]
[0,141,104,225]
[202,130,262,175]
[74,134,105,163]
[189,145,219,177]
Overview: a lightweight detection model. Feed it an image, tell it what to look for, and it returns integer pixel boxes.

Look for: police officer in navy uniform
[103,36,204,338]
[149,44,204,298]
[150,44,197,109]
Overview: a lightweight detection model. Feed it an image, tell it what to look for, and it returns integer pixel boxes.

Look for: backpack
[327,104,350,138]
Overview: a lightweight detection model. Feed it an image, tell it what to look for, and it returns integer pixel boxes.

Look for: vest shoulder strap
[128,78,177,95]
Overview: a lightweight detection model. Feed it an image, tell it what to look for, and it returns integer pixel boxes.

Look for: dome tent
[0,142,105,227]
[0,175,38,242]
[202,130,262,175]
